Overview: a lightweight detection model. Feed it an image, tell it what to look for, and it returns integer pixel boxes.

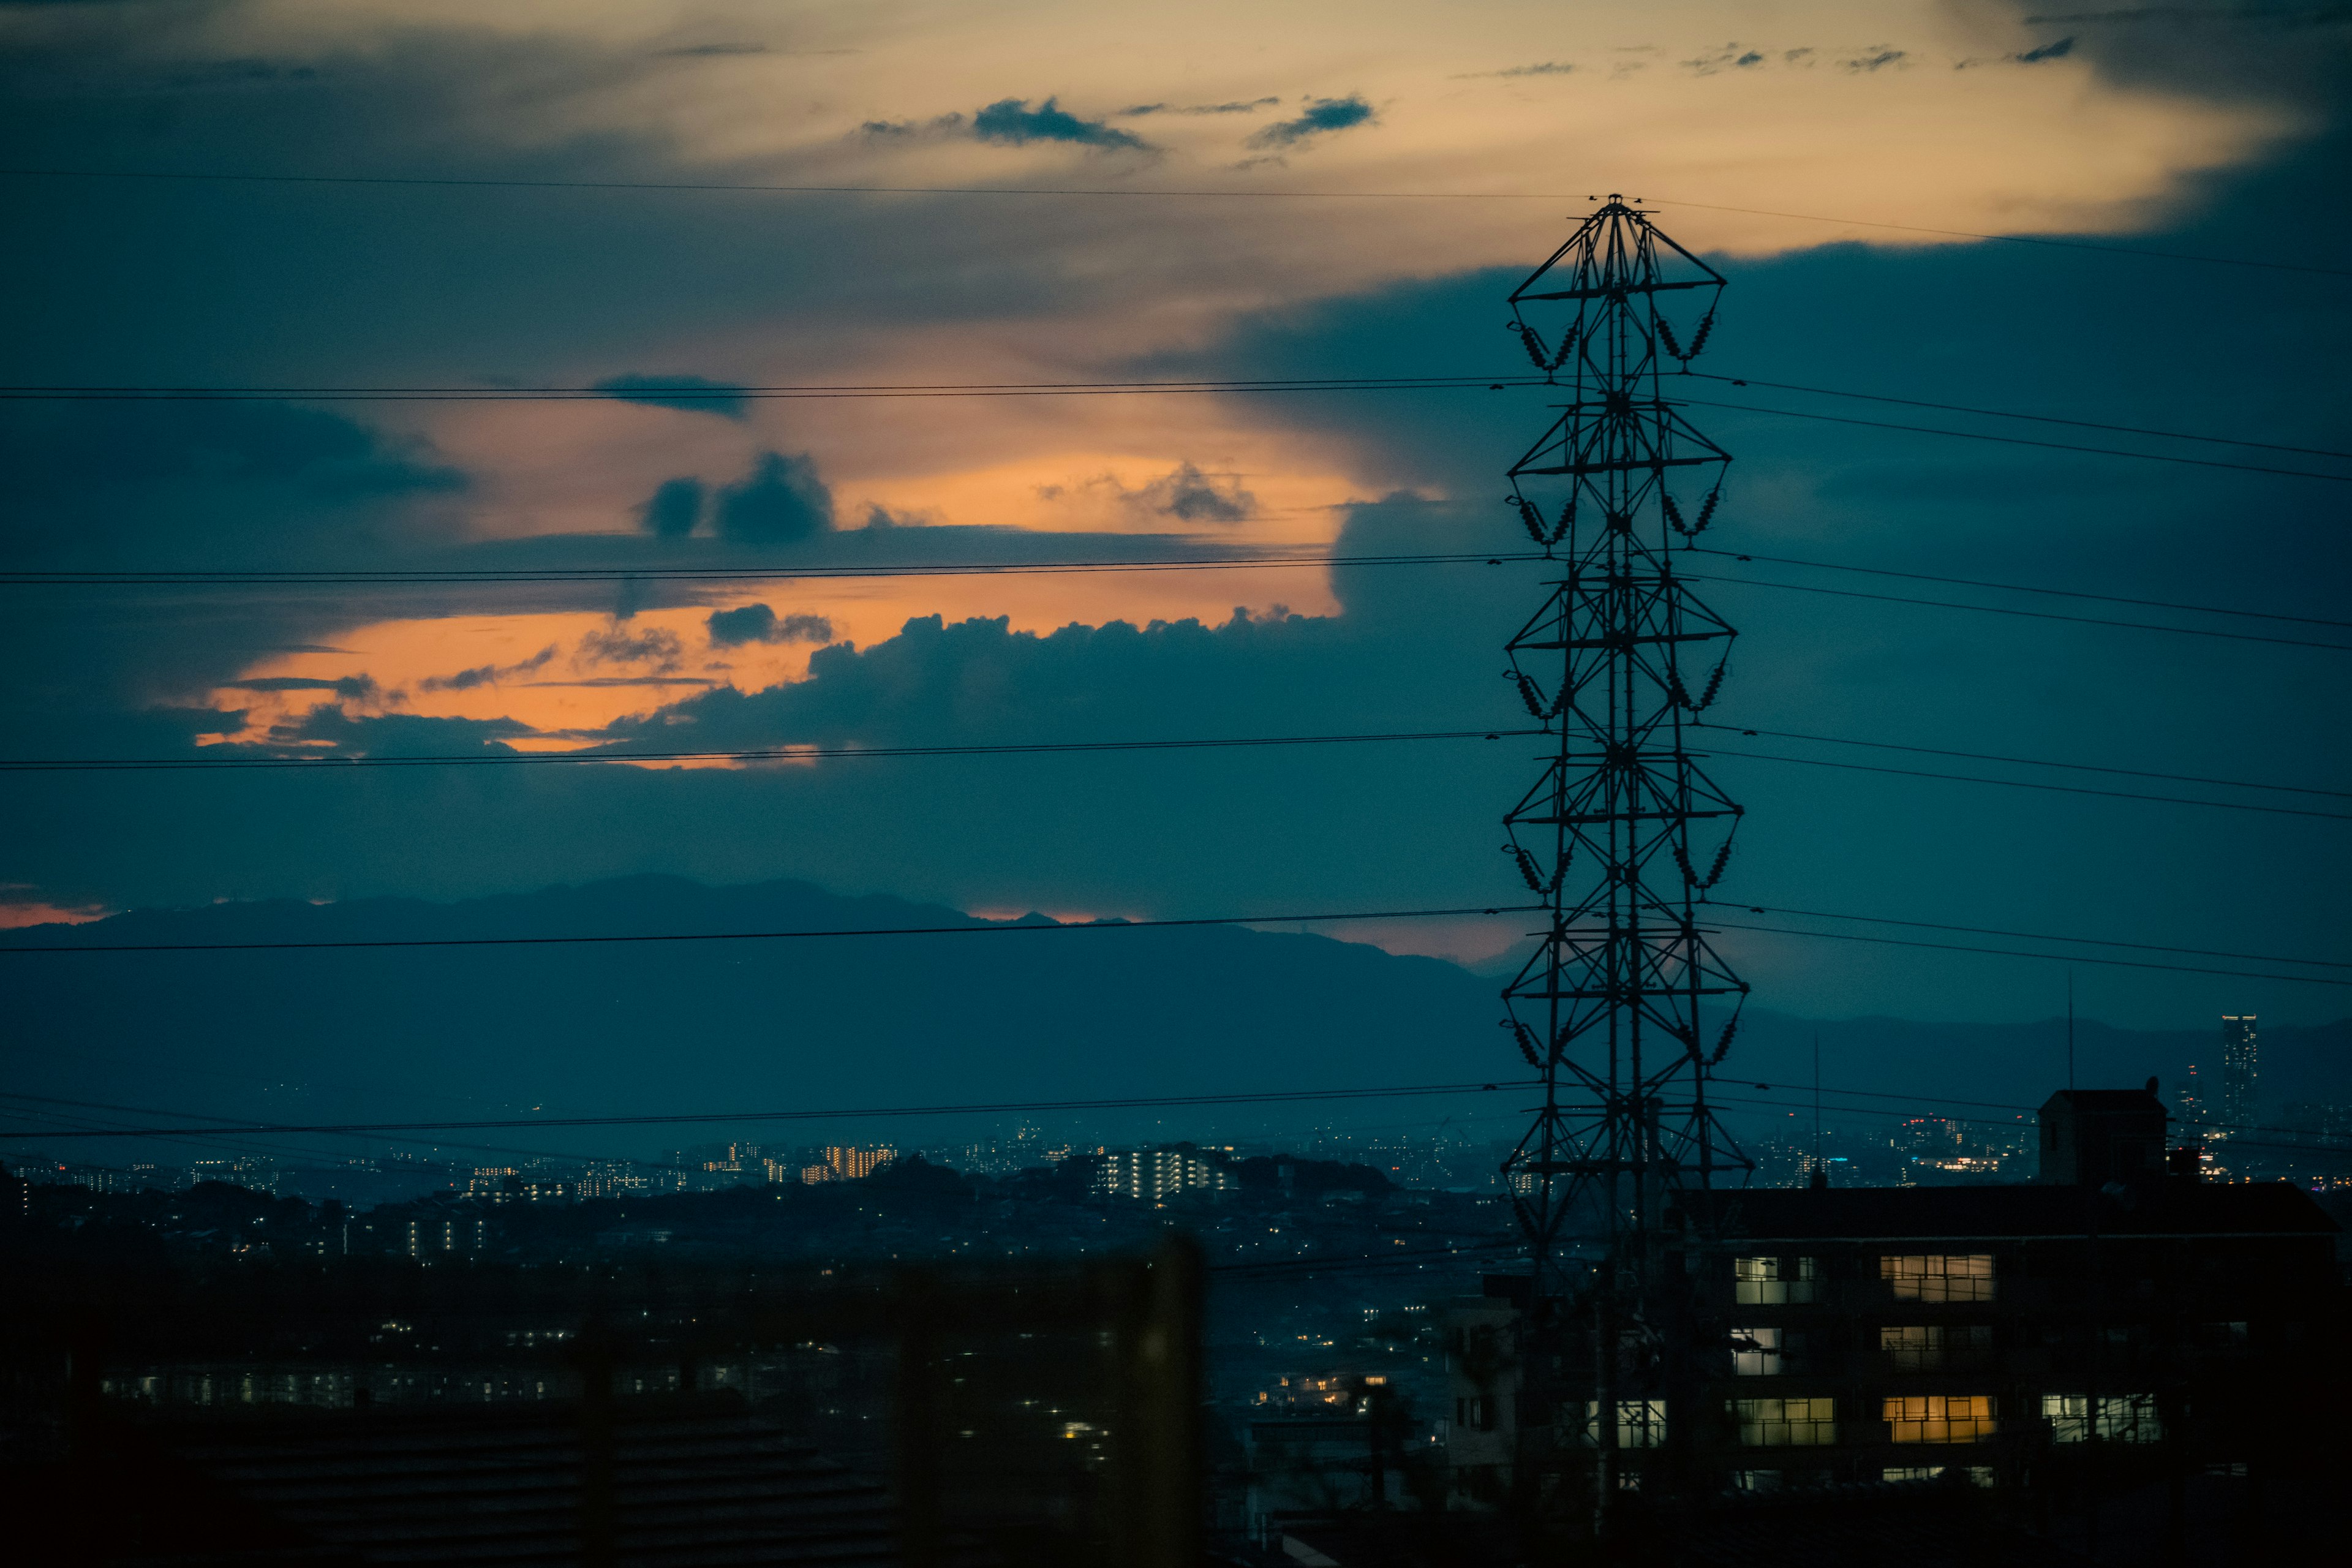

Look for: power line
[0,1090,696,1172]
[2,167,2334,277]
[1710,917,2352,989]
[1637,196,2351,278]
[24,368,2337,467]
[0,373,1520,404]
[1690,548,2352,631]
[4,897,2335,989]
[0,1077,1537,1143]
[1730,904,2350,971]
[0,727,1536,774]
[1698,723,2348,801]
[0,902,1539,957]
[1692,572,2352,651]
[1703,745,2352,820]
[1685,372,2352,461]
[1681,397,2352,483]
[0,549,1525,589]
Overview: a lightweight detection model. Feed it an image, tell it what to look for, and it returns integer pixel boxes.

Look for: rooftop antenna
[1812,1031,1823,1175]
[2067,971,2076,1091]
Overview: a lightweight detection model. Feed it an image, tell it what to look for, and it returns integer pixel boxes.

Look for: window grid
[1884,1394,1997,1444]
[1880,1323,1991,1370]
[1735,1256,1820,1305]
[1881,1253,1996,1303]
[1585,1398,1667,1450]
[1733,1396,1836,1447]
[1732,1327,1782,1376]
[2043,1393,2162,1444]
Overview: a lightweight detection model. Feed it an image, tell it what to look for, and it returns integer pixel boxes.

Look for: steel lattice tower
[1494,198,1755,1499]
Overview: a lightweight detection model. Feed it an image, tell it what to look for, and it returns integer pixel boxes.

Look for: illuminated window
[1880,1324,1992,1370]
[1585,1399,1667,1449]
[1732,1327,1782,1376]
[2043,1393,2162,1444]
[1881,1254,1996,1302]
[1733,1396,1836,1447]
[1735,1256,1819,1305]
[1885,1395,1997,1444]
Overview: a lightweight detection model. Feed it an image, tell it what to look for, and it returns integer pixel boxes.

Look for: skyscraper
[2220,1015,2258,1131]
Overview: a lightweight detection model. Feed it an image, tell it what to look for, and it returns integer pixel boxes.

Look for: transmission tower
[1493,197,1754,1507]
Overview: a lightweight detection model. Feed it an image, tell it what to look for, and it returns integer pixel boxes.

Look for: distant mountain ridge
[7,875,2345,1159]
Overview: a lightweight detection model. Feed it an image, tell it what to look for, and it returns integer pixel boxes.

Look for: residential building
[1095,1143,1235,1202]
[1443,1084,2340,1509]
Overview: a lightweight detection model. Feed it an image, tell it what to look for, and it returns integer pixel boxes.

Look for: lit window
[2043,1393,2162,1444]
[1885,1395,1997,1444]
[1735,1256,1819,1305]
[1585,1399,1667,1449]
[1733,1396,1836,1447]
[1881,1254,1996,1303]
[1732,1327,1782,1376]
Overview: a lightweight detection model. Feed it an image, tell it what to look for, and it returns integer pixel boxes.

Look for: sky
[2,0,2347,1031]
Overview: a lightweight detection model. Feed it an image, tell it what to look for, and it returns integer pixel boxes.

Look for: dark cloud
[2007,3,2351,116]
[857,112,967,140]
[575,624,685,673]
[637,477,706,538]
[1118,97,1280,115]
[418,645,558,693]
[0,400,464,571]
[262,707,537,757]
[225,674,381,701]
[2018,35,2077,60]
[1684,44,1771,74]
[970,97,1150,149]
[1143,461,1254,523]
[1242,96,1376,151]
[715,451,835,543]
[706,604,837,647]
[1451,62,1575,78]
[1839,47,1909,70]
[592,374,750,418]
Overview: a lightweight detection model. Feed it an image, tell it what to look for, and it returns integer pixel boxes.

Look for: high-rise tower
[2220,1014,2258,1131]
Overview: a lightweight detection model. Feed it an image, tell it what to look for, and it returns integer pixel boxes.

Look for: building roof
[103,1395,948,1567]
[2040,1089,2165,1115]
[1674,1180,2337,1242]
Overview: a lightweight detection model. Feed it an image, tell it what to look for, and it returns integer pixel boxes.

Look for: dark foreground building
[1438,1085,2343,1559]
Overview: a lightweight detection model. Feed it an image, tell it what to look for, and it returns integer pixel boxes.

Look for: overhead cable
[1695,723,2350,800]
[0,549,1522,589]
[1681,397,2352,483]
[1702,745,2352,820]
[1688,548,2351,630]
[2,167,2336,277]
[1728,903,2350,970]
[1692,572,2352,652]
[4,899,2339,990]
[0,1076,1540,1142]
[0,727,1538,774]
[1709,918,2352,989]
[0,902,1541,957]
[1684,372,2352,461]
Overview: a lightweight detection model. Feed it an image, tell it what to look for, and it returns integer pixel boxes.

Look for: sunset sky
[3,0,2346,1030]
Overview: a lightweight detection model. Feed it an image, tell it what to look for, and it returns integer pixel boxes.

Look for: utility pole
[1494,197,1755,1526]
